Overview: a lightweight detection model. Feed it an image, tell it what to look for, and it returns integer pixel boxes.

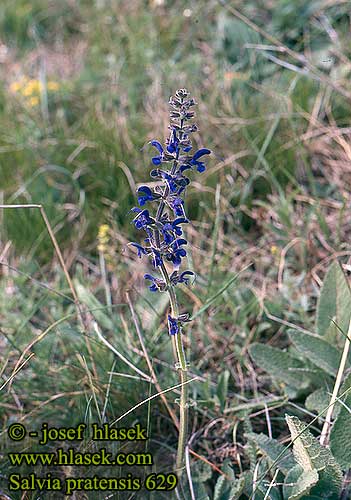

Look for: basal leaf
[283,465,319,500]
[316,261,351,337]
[213,459,245,500]
[330,372,351,469]
[249,343,308,390]
[288,330,343,377]
[245,432,296,474]
[305,388,329,417]
[286,415,342,498]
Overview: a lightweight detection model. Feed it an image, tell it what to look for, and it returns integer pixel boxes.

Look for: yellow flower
[9,76,30,93]
[22,79,42,97]
[47,81,59,91]
[270,245,278,255]
[10,81,24,93]
[28,96,39,107]
[97,224,110,253]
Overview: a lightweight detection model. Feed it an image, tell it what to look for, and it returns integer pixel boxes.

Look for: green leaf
[305,388,329,416]
[249,343,309,390]
[316,261,351,337]
[330,372,351,469]
[74,281,114,330]
[192,460,213,484]
[288,330,343,377]
[216,369,230,412]
[245,432,296,474]
[213,474,245,500]
[213,459,245,500]
[283,465,319,500]
[241,471,282,500]
[192,481,210,500]
[286,415,342,498]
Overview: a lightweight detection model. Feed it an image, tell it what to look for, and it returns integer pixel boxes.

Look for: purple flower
[152,249,163,267]
[189,148,211,173]
[129,89,211,339]
[172,218,188,236]
[162,223,175,245]
[170,270,195,286]
[144,274,166,292]
[150,140,164,165]
[171,197,186,217]
[166,239,187,267]
[132,209,154,230]
[168,315,179,335]
[178,271,194,285]
[137,186,161,206]
[166,129,179,154]
[130,242,148,258]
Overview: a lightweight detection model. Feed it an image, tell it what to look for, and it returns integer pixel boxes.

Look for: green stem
[159,262,188,477]
[176,368,188,475]
[153,109,188,477]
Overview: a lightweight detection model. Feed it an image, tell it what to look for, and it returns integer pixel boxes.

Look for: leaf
[305,388,329,416]
[249,343,309,390]
[192,481,210,500]
[283,465,319,500]
[288,330,344,377]
[286,415,342,498]
[213,459,245,500]
[228,476,245,500]
[192,460,213,484]
[245,432,296,474]
[316,261,351,337]
[213,474,245,500]
[241,471,281,500]
[330,372,351,469]
[216,369,230,412]
[74,281,114,330]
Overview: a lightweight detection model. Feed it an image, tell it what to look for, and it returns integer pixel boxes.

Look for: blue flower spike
[129,90,210,319]
[128,88,210,474]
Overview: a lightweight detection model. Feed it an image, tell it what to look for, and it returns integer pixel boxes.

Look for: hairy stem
[159,261,188,477]
[152,109,188,476]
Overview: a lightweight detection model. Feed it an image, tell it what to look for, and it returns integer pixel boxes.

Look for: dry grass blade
[93,321,152,382]
[110,376,199,427]
[126,291,179,428]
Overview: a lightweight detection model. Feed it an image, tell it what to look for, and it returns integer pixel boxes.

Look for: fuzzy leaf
[192,460,213,484]
[286,415,342,498]
[241,471,282,500]
[249,343,308,390]
[283,465,319,500]
[330,372,351,469]
[213,459,245,500]
[192,482,210,500]
[288,330,343,377]
[305,388,329,417]
[245,432,296,474]
[317,261,351,337]
[213,474,245,500]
